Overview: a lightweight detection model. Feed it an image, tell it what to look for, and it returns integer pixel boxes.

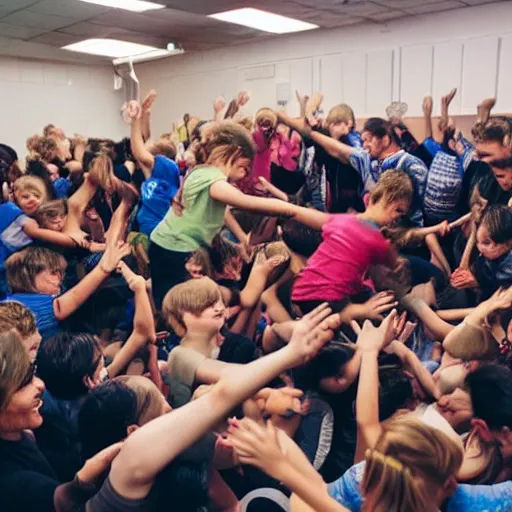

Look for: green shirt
[150,165,227,252]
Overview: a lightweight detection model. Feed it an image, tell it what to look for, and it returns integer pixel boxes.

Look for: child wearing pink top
[292,170,414,315]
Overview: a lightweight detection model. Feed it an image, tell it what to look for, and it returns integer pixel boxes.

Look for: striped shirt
[348,149,428,226]
[423,137,474,222]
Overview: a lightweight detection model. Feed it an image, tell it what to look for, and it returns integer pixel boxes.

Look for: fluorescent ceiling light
[209,8,318,34]
[78,0,165,13]
[62,38,170,58]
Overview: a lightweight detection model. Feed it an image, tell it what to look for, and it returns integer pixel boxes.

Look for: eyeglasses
[17,362,37,391]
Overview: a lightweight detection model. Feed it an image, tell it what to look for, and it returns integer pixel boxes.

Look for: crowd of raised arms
[1,85,512,512]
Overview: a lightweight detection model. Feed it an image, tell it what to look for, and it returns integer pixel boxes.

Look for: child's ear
[471,418,494,442]
[126,424,139,436]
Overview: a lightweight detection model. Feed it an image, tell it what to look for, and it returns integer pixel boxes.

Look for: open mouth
[33,398,43,411]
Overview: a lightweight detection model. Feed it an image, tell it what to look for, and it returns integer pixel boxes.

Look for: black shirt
[0,432,59,512]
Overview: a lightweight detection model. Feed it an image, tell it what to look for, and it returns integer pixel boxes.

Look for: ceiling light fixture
[208,8,318,34]
[62,38,176,59]
[78,0,165,13]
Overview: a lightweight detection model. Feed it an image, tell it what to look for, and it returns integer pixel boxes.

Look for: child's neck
[357,207,384,227]
[289,250,307,276]
[181,330,218,356]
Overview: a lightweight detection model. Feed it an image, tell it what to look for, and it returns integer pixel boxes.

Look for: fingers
[303,302,331,324]
[350,320,362,335]
[93,441,124,464]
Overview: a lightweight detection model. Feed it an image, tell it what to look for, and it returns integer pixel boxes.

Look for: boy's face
[15,189,43,216]
[34,269,62,296]
[476,140,510,164]
[196,299,227,334]
[491,166,512,192]
[42,214,67,232]
[476,224,511,260]
[21,330,42,362]
[328,121,350,140]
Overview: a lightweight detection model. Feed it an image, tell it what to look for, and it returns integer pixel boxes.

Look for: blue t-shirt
[6,293,60,340]
[0,202,32,268]
[137,156,180,236]
[328,461,512,511]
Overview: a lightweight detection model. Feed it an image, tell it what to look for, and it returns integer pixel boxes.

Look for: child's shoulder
[0,202,25,231]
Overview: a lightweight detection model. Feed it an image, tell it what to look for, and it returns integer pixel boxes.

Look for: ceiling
[0,0,502,63]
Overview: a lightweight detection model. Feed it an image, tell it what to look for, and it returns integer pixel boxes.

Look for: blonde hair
[255,108,277,128]
[35,199,68,228]
[0,330,31,411]
[5,247,67,294]
[326,104,356,129]
[115,376,164,426]
[0,302,37,339]
[152,138,177,160]
[370,170,413,208]
[162,277,223,337]
[362,417,463,512]
[13,175,48,203]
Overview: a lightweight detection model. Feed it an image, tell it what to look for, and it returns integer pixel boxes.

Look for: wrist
[360,347,380,356]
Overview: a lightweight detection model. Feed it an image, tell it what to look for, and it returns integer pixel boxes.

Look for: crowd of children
[1,83,512,512]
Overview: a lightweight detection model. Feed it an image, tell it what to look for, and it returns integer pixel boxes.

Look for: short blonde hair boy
[162,277,223,337]
[369,170,413,207]
[326,104,356,129]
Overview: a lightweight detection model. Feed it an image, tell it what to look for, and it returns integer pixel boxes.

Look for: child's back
[292,214,392,305]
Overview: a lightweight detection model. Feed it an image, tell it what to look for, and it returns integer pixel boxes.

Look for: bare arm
[422,96,433,140]
[108,304,335,500]
[106,264,156,378]
[210,181,329,230]
[53,242,131,321]
[224,208,248,245]
[23,219,81,248]
[131,117,154,179]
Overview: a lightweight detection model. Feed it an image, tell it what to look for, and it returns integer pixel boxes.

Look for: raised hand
[356,309,398,354]
[99,240,132,274]
[214,96,227,114]
[435,220,451,237]
[360,291,398,320]
[287,303,334,365]
[116,261,146,292]
[422,96,433,117]
[141,90,157,113]
[122,100,142,124]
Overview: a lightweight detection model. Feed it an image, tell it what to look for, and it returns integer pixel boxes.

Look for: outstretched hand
[141,90,157,113]
[356,309,398,354]
[122,100,142,124]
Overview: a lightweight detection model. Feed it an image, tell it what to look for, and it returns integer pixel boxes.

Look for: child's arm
[425,233,451,277]
[131,117,154,180]
[224,208,248,245]
[23,219,83,248]
[53,241,131,321]
[422,95,434,141]
[108,303,334,500]
[106,262,156,378]
[140,90,157,142]
[437,88,457,144]
[210,181,329,230]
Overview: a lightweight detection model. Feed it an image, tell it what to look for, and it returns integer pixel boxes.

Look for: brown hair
[35,199,68,227]
[115,376,165,426]
[472,118,512,147]
[5,247,67,294]
[326,104,356,129]
[173,121,255,213]
[255,109,277,128]
[152,139,177,160]
[30,136,58,163]
[13,175,48,203]
[43,124,56,137]
[162,277,223,337]
[370,170,413,208]
[362,417,463,512]
[0,330,31,411]
[0,302,37,339]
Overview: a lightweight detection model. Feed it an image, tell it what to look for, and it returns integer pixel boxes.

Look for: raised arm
[209,181,329,230]
[422,95,434,141]
[53,241,131,321]
[127,100,154,179]
[106,262,156,378]
[140,90,157,142]
[107,303,335,500]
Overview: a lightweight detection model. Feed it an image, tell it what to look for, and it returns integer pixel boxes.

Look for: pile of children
[1,84,512,512]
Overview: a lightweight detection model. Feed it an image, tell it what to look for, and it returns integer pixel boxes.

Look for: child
[291,170,413,315]
[452,205,512,299]
[146,118,330,308]
[422,92,475,224]
[4,242,130,340]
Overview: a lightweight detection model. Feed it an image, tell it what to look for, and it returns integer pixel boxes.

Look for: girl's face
[228,156,252,182]
[15,189,43,216]
[436,388,473,432]
[34,269,62,296]
[47,164,60,182]
[42,214,67,232]
[373,198,409,225]
[0,370,45,436]
[21,331,43,362]
[476,224,511,260]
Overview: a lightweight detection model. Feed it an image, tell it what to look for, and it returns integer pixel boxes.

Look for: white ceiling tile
[405,0,467,14]
[334,1,389,16]
[28,0,111,19]
[0,22,49,39]
[373,0,447,7]
[462,0,501,4]
[30,32,80,46]
[58,21,131,37]
[1,10,75,30]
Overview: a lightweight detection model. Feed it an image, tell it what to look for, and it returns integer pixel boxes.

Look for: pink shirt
[292,214,391,303]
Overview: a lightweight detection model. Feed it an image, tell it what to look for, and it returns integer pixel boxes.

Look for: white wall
[0,57,126,161]
[137,1,512,136]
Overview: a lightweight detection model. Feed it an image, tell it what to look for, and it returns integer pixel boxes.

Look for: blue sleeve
[327,462,365,511]
[348,149,372,185]
[347,131,362,149]
[152,156,180,187]
[448,482,512,512]
[53,178,71,199]
[423,137,442,157]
